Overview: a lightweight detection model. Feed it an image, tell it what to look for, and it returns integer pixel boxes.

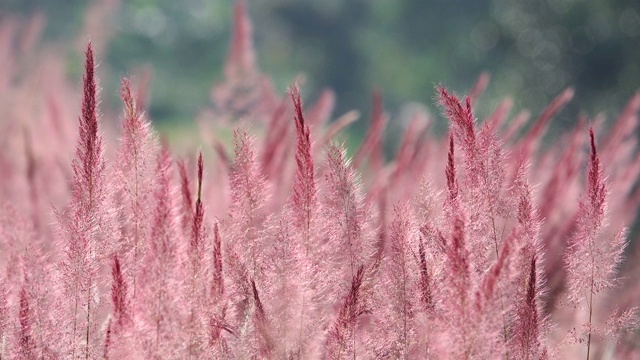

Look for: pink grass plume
[178,159,194,234]
[116,77,157,299]
[353,89,386,172]
[191,152,205,255]
[111,254,129,329]
[325,265,367,359]
[230,130,268,278]
[212,221,224,301]
[564,128,628,358]
[18,286,35,358]
[468,72,490,106]
[56,42,110,358]
[291,85,316,236]
[225,0,256,80]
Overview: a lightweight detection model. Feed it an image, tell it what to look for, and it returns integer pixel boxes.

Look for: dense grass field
[1,1,639,359]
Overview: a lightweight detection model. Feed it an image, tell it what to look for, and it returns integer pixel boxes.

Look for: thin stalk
[85,287,91,359]
[72,285,79,359]
[344,198,357,358]
[586,256,595,360]
[85,178,95,360]
[279,235,288,357]
[297,215,310,353]
[35,291,45,359]
[401,247,407,359]
[155,277,163,353]
[346,196,355,279]
[132,147,139,300]
[491,218,510,359]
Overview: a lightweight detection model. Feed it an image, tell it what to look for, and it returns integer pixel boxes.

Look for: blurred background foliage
[1,0,639,140]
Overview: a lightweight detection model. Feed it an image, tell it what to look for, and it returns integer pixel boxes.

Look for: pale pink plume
[564,128,629,358]
[55,42,110,358]
[114,77,158,299]
[291,85,316,236]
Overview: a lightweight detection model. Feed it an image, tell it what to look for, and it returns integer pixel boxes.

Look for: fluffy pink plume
[54,42,111,358]
[564,128,631,358]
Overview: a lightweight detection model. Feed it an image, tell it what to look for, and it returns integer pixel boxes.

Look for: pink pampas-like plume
[103,320,112,359]
[291,85,316,238]
[134,145,182,358]
[0,276,7,354]
[325,265,368,359]
[111,254,129,330]
[440,135,469,294]
[211,221,224,301]
[211,0,279,120]
[285,89,320,355]
[115,77,158,300]
[56,42,110,359]
[438,87,477,178]
[439,85,507,273]
[260,210,306,358]
[509,159,549,359]
[323,144,368,275]
[306,89,336,128]
[389,112,429,186]
[19,241,61,358]
[250,279,275,358]
[375,203,421,358]
[416,237,434,313]
[317,110,360,152]
[75,43,104,203]
[513,256,547,359]
[187,151,210,357]
[103,254,134,360]
[486,98,513,131]
[225,0,256,81]
[353,89,386,173]
[146,145,178,272]
[468,72,490,106]
[229,130,268,277]
[18,286,36,358]
[261,99,289,179]
[445,134,458,202]
[322,142,377,339]
[565,129,608,304]
[517,88,574,160]
[564,128,628,357]
[177,158,194,235]
[190,152,205,263]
